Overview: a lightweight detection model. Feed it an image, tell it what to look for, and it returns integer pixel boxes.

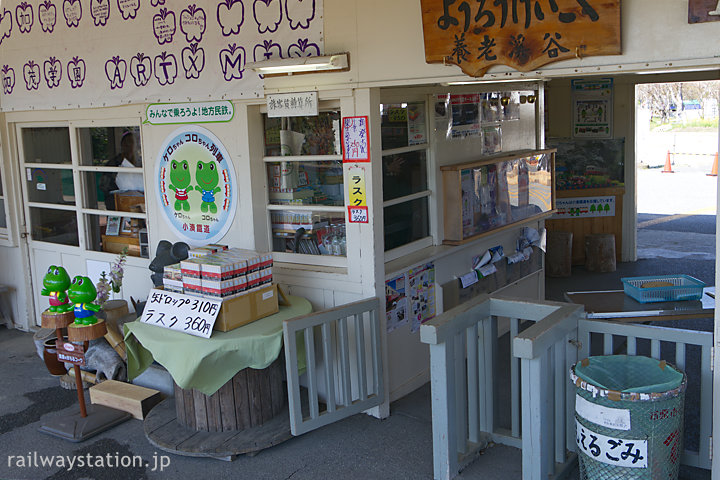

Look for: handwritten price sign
[348,206,369,223]
[140,289,222,338]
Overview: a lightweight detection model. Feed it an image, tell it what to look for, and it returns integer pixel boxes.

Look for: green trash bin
[570,355,686,480]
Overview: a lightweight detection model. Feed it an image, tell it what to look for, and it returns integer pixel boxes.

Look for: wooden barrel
[174,356,285,432]
[546,231,573,277]
[584,233,616,272]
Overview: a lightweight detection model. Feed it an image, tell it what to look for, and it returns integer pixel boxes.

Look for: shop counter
[123,295,311,396]
[564,287,714,323]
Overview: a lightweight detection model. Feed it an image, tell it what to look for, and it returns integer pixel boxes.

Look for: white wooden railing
[422,293,714,480]
[283,297,384,436]
[420,294,583,480]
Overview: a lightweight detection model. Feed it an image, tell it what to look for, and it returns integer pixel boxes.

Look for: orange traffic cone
[707,152,718,177]
[662,150,674,173]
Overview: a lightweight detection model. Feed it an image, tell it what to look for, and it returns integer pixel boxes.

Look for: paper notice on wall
[408,263,436,333]
[385,274,407,333]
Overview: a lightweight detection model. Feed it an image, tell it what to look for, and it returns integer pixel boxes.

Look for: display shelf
[441,149,555,245]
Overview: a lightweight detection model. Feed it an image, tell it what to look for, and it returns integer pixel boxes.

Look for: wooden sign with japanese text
[140,289,221,339]
[420,0,621,76]
[57,341,86,366]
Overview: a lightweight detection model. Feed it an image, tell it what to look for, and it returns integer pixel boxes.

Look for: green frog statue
[68,276,102,325]
[40,265,73,314]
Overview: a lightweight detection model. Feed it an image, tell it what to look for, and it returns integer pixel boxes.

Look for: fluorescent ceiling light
[247,53,349,75]
[635,67,718,75]
[445,78,542,85]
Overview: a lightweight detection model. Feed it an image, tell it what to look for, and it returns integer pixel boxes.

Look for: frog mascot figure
[40,265,74,313]
[68,276,102,325]
[168,159,192,212]
[194,160,221,214]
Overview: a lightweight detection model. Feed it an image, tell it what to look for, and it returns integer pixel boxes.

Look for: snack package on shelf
[163,263,182,281]
[175,247,273,300]
[162,278,184,293]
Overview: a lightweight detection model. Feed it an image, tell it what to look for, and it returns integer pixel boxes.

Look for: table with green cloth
[123,295,311,396]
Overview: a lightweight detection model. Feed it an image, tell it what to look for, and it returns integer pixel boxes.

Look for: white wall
[260,0,720,94]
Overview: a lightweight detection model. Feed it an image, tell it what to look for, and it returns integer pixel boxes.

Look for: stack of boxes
[163,245,273,300]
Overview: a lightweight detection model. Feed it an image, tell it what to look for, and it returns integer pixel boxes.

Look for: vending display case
[441,149,555,245]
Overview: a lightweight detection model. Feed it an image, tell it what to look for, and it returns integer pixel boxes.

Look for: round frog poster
[156,126,237,245]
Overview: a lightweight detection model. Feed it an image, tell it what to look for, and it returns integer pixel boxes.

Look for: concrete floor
[0,213,715,480]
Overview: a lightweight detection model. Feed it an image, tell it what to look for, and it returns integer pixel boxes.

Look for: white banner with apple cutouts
[0,0,324,111]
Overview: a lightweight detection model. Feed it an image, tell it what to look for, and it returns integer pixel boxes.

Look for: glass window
[19,124,148,257]
[78,126,142,167]
[0,169,6,231]
[263,108,346,260]
[270,210,346,256]
[86,213,146,257]
[22,127,71,164]
[29,207,78,246]
[381,101,431,253]
[0,200,6,229]
[384,197,429,251]
[264,111,341,156]
[25,167,75,205]
[382,150,427,201]
[380,102,427,149]
[266,160,344,207]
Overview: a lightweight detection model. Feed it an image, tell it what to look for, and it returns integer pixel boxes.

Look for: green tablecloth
[124,295,311,396]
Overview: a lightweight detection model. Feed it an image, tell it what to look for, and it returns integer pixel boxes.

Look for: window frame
[15,119,149,258]
[380,98,435,263]
[260,99,349,268]
[0,144,14,246]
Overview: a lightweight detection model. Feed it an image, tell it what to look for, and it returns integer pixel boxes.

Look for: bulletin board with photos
[441,149,555,245]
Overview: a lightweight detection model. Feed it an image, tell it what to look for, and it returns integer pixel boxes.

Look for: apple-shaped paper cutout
[130,53,152,86]
[117,0,140,20]
[288,38,319,57]
[253,40,282,62]
[43,56,62,88]
[253,0,281,34]
[105,56,127,89]
[2,65,16,95]
[16,2,33,34]
[63,0,81,27]
[217,0,244,36]
[39,1,57,33]
[182,43,205,79]
[154,51,177,86]
[67,56,86,88]
[180,4,206,42]
[219,43,245,81]
[285,0,314,30]
[0,9,13,45]
[153,7,176,44]
[91,0,110,26]
[23,61,41,90]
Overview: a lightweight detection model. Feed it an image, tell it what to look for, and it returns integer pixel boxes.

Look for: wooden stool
[584,233,616,272]
[546,231,573,277]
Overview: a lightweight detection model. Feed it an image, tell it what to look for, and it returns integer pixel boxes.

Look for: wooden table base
[175,356,285,432]
[144,397,294,461]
